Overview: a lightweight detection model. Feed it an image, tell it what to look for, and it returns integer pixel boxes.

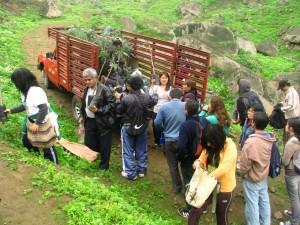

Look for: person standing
[177,100,202,218]
[78,67,115,170]
[115,75,158,180]
[199,96,231,135]
[188,124,237,225]
[154,88,186,194]
[240,111,276,225]
[149,71,172,149]
[5,68,59,164]
[278,80,300,145]
[280,118,300,225]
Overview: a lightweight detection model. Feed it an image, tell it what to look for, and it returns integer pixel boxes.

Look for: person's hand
[232,118,240,124]
[78,117,84,124]
[114,92,122,100]
[203,105,209,111]
[151,78,156,84]
[88,105,98,113]
[192,160,200,170]
[4,109,11,115]
[29,123,39,133]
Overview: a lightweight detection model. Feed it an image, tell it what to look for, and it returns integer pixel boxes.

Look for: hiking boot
[121,171,137,181]
[152,143,160,149]
[177,208,189,219]
[280,221,291,225]
[283,210,292,218]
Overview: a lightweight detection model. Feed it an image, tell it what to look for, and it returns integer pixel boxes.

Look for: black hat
[277,80,289,90]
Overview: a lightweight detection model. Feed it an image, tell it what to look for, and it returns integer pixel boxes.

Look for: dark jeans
[181,165,195,210]
[152,112,163,145]
[85,118,112,170]
[188,191,234,225]
[165,141,182,194]
[22,133,58,164]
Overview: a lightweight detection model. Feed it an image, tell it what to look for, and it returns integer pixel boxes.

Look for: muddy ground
[0,23,291,225]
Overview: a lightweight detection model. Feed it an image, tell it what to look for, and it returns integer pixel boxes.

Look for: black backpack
[269,106,286,129]
[240,91,265,111]
[191,116,210,157]
[269,140,282,178]
[127,94,149,136]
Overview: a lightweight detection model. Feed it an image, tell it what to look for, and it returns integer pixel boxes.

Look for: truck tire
[43,70,53,89]
[72,96,82,121]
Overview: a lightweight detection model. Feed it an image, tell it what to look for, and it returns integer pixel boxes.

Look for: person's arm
[281,92,297,112]
[35,103,48,125]
[239,140,253,177]
[281,141,296,166]
[154,106,164,129]
[176,125,189,162]
[10,104,26,114]
[96,87,115,115]
[237,97,247,126]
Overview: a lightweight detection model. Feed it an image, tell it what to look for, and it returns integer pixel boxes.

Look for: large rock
[176,1,201,16]
[201,25,238,54]
[266,72,300,105]
[284,26,300,44]
[120,16,136,31]
[256,40,279,56]
[40,0,62,18]
[236,37,257,54]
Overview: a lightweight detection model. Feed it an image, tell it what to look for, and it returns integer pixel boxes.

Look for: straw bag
[186,166,217,208]
[26,117,57,148]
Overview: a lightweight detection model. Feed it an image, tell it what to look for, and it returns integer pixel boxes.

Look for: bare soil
[0,23,290,225]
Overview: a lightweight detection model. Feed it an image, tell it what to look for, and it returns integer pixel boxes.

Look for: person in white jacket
[278,80,300,144]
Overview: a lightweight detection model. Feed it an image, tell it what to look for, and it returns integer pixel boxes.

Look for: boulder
[176,1,201,16]
[266,72,300,105]
[256,40,279,56]
[40,0,62,18]
[178,14,195,25]
[201,25,238,54]
[120,16,136,31]
[284,26,300,44]
[236,37,257,54]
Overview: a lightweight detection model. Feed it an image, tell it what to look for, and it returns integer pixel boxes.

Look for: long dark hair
[201,124,226,167]
[159,71,171,91]
[11,68,40,98]
[287,118,300,141]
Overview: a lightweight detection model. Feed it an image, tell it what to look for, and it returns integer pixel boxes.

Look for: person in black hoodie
[177,100,202,219]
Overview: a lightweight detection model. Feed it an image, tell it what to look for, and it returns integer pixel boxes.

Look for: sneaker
[121,171,137,181]
[203,209,207,214]
[284,210,292,218]
[152,143,160,149]
[280,221,291,225]
[139,173,145,178]
[177,208,189,219]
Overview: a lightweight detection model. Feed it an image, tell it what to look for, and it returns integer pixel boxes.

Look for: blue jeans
[242,178,270,225]
[285,173,300,225]
[121,124,148,179]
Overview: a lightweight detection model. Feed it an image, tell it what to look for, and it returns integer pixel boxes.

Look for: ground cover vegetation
[0,0,297,224]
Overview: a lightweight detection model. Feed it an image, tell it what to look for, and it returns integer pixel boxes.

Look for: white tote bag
[185,166,218,208]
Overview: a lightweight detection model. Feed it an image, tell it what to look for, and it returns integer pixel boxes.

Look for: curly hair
[208,96,231,128]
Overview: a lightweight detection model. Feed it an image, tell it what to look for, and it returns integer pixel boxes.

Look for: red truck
[37,27,211,120]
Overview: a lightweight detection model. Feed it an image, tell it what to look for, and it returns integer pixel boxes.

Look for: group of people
[5,64,300,225]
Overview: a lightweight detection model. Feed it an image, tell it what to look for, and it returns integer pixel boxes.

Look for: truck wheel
[43,70,53,89]
[72,96,82,121]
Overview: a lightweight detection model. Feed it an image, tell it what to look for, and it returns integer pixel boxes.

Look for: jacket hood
[248,133,276,143]
[238,79,251,95]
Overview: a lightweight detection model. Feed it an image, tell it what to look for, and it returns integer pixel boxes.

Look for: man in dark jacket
[115,75,158,180]
[177,100,203,219]
[78,67,115,170]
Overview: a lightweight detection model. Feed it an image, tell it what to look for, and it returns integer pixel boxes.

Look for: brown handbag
[26,117,57,148]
